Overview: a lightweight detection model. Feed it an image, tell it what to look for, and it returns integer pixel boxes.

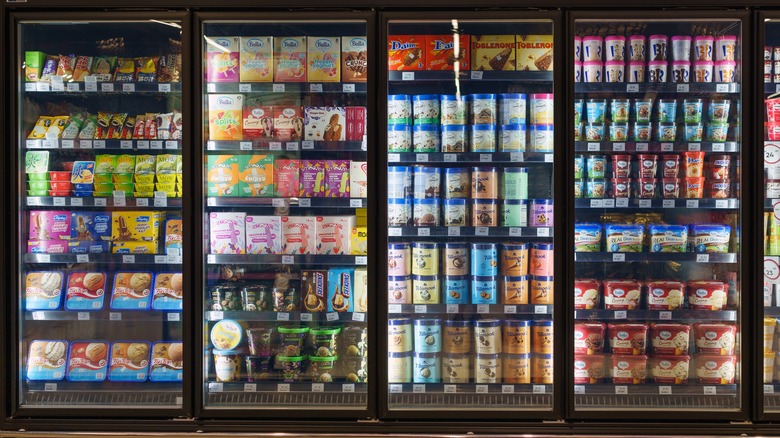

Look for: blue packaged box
[149,341,183,382]
[108,341,151,382]
[110,272,153,310]
[70,212,112,241]
[66,341,109,382]
[25,271,64,310]
[26,340,68,381]
[152,273,183,311]
[327,267,354,312]
[68,240,111,254]
[64,272,107,311]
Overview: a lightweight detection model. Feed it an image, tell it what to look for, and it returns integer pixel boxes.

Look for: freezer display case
[571,16,745,413]
[384,18,556,412]
[14,17,185,409]
[200,19,370,410]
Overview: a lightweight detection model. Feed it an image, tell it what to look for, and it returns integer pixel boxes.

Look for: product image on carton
[27,340,68,381]
[516,35,554,71]
[111,211,162,242]
[70,212,111,241]
[240,36,273,82]
[388,35,425,70]
[281,216,315,255]
[206,36,239,82]
[472,35,516,71]
[29,210,70,241]
[426,34,470,70]
[64,272,107,311]
[25,271,65,310]
[350,161,368,198]
[67,341,109,382]
[325,160,350,198]
[304,107,345,141]
[274,36,307,82]
[316,216,356,255]
[274,105,304,141]
[165,218,183,255]
[108,342,150,382]
[149,342,183,382]
[207,155,240,197]
[300,160,325,197]
[308,37,340,82]
[342,36,368,82]
[246,215,282,254]
[208,94,243,141]
[275,159,301,197]
[239,154,274,197]
[152,273,183,311]
[110,272,153,310]
[25,150,49,174]
[327,267,354,312]
[209,212,246,254]
[302,270,328,312]
[243,98,274,139]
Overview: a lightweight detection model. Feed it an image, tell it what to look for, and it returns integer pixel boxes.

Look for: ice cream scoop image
[666,289,683,309]
[625,288,641,306]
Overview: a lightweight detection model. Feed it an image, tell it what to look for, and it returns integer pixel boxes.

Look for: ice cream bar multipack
[388,35,425,70]
[346,106,366,141]
[207,36,239,82]
[274,105,304,141]
[307,36,340,82]
[70,211,112,241]
[274,36,307,82]
[243,98,274,139]
[207,154,240,197]
[30,210,70,241]
[245,215,282,255]
[350,161,368,198]
[426,34,470,71]
[315,215,356,255]
[239,36,273,82]
[209,212,246,254]
[325,160,350,198]
[275,159,301,197]
[239,154,274,197]
[327,267,354,313]
[471,35,516,71]
[281,216,315,255]
[300,160,325,197]
[111,211,163,242]
[304,107,346,141]
[342,36,368,82]
[516,35,554,71]
[301,270,328,312]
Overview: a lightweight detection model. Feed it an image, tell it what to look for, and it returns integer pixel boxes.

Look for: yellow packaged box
[156,154,178,174]
[307,37,340,82]
[112,211,164,242]
[515,35,553,71]
[240,36,273,82]
[134,155,156,175]
[471,35,516,71]
[351,226,367,255]
[208,94,243,141]
[112,241,159,254]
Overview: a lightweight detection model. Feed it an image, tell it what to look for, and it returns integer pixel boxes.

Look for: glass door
[200,19,370,411]
[384,17,557,413]
[15,17,185,410]
[571,15,745,414]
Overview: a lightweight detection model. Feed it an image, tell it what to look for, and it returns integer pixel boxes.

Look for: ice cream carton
[25,51,47,81]
[110,241,157,254]
[134,155,156,175]
[351,226,367,255]
[516,35,554,71]
[156,154,178,174]
[64,272,107,311]
[70,211,111,241]
[325,160,350,198]
[471,35,516,71]
[111,211,163,242]
[245,215,282,254]
[25,150,49,173]
[350,161,368,198]
[281,216,316,255]
[94,154,116,174]
[275,159,301,197]
[243,98,274,139]
[152,272,183,311]
[300,160,325,197]
[110,272,154,310]
[149,341,183,382]
[274,105,304,141]
[25,271,65,310]
[28,240,68,254]
[207,154,240,197]
[238,154,274,197]
[206,36,239,82]
[68,241,110,254]
[240,36,273,82]
[208,94,243,141]
[307,37,340,82]
[342,36,368,82]
[108,341,151,382]
[209,212,246,254]
[388,35,425,71]
[165,218,183,255]
[71,161,95,184]
[315,215,356,255]
[426,34,470,70]
[304,107,346,141]
[67,341,109,382]
[346,106,366,141]
[354,267,368,312]
[301,270,328,312]
[29,210,70,241]
[27,340,68,380]
[115,155,135,174]
[327,267,354,313]
[274,36,307,82]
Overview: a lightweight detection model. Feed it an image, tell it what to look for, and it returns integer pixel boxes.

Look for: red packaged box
[388,35,425,71]
[273,105,304,141]
[426,34,470,71]
[243,99,274,139]
[346,106,367,141]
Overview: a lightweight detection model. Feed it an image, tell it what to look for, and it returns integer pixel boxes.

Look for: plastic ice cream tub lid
[413,351,440,359]
[532,243,554,250]
[309,355,339,363]
[413,94,440,101]
[412,275,439,281]
[503,242,529,250]
[472,275,497,282]
[532,320,554,326]
[443,319,472,327]
[413,242,439,249]
[278,326,310,334]
[504,319,532,327]
[475,353,500,359]
[388,242,410,249]
[388,275,411,282]
[414,318,442,326]
[472,243,498,250]
[529,124,554,131]
[531,199,553,205]
[503,199,528,205]
[500,93,527,99]
[309,327,341,335]
[504,167,529,173]
[389,95,411,101]
[388,166,412,172]
[413,198,440,206]
[388,198,411,205]
[441,94,469,101]
[471,94,497,99]
[475,319,502,328]
[500,124,526,132]
[690,224,731,234]
[444,242,468,249]
[389,318,412,326]
[531,94,554,99]
[532,276,555,282]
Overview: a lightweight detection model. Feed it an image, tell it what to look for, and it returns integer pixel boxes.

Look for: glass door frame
[378,9,565,422]
[192,10,378,421]
[565,9,754,422]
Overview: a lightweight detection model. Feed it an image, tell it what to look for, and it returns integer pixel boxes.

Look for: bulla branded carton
[274,36,307,82]
[342,36,368,82]
[354,267,368,312]
[209,212,246,254]
[300,160,325,197]
[388,35,425,70]
[304,106,346,141]
[274,105,304,141]
[206,36,239,82]
[315,215,356,255]
[325,160,350,198]
[207,155,239,197]
[274,159,301,198]
[208,94,243,141]
[243,97,274,139]
[516,35,554,71]
[307,37,340,82]
[245,215,282,254]
[281,216,316,255]
[327,267,354,313]
[239,36,273,82]
[471,35,516,71]
[238,154,274,197]
[350,161,368,198]
[426,34,470,70]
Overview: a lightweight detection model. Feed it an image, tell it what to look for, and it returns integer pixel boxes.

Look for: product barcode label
[44,383,57,392]
[590,200,603,208]
[402,72,415,81]
[301,140,314,150]
[61,140,74,149]
[78,312,90,321]
[300,313,313,322]
[53,197,66,206]
[101,83,114,92]
[688,143,701,151]
[535,305,547,314]
[663,200,675,208]
[476,385,488,394]
[326,312,339,321]
[137,141,149,149]
[712,143,725,152]
[286,142,299,151]
[602,199,615,208]
[167,313,180,322]
[416,153,428,162]
[502,385,514,394]
[94,198,107,207]
[716,84,729,93]
[766,385,775,394]
[533,385,546,394]
[704,386,717,395]
[660,143,674,152]
[509,227,522,237]
[282,255,294,264]
[388,304,402,313]
[299,198,311,207]
[443,154,456,162]
[352,313,365,322]
[239,84,252,92]
[444,385,456,393]
[639,200,652,208]
[389,227,402,236]
[136,198,149,207]
[480,154,492,162]
[269,142,282,150]
[537,228,550,237]
[574,385,585,394]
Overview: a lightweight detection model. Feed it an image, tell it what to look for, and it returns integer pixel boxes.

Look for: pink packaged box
[206,36,240,82]
[300,160,325,197]
[209,212,246,254]
[274,106,304,141]
[245,216,282,255]
[346,106,367,141]
[30,210,71,241]
[325,160,351,198]
[315,216,356,255]
[281,216,316,255]
[275,159,301,197]
[28,240,68,254]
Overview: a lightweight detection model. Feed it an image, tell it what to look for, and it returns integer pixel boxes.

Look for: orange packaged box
[388,35,425,71]
[426,34,470,71]
[471,35,516,71]
[208,94,243,141]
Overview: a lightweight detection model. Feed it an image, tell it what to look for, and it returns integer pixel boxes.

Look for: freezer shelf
[206,82,367,94]
[575,83,740,94]
[388,226,553,238]
[24,381,181,407]
[207,197,366,208]
[27,197,182,208]
[24,81,181,94]
[388,70,553,83]
[574,309,737,322]
[25,139,181,151]
[26,310,181,322]
[388,391,552,410]
[574,252,737,263]
[389,383,552,394]
[206,140,367,152]
[205,310,366,323]
[575,198,738,209]
[25,254,183,265]
[208,382,366,394]
[388,152,553,164]
[388,304,552,317]
[206,254,367,266]
[574,141,739,153]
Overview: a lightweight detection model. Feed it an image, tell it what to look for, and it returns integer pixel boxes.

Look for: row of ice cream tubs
[575,353,737,385]
[576,97,732,124]
[574,278,732,311]
[574,223,733,253]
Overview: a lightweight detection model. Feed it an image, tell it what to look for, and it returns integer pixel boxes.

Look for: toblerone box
[307,37,340,82]
[426,34,470,71]
[471,35,516,71]
[240,36,273,82]
[238,154,274,197]
[342,36,368,82]
[388,35,425,71]
[516,35,554,71]
[208,94,243,141]
[274,36,307,82]
[207,155,239,197]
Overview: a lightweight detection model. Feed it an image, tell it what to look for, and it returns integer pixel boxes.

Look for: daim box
[426,34,470,70]
[388,35,425,71]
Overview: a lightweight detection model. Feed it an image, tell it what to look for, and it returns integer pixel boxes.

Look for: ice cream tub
[586,155,607,178]
[715,35,737,61]
[634,123,652,141]
[575,278,601,309]
[688,280,728,311]
[690,224,731,253]
[684,124,703,142]
[651,323,691,355]
[574,322,606,354]
[443,276,468,304]
[612,354,648,384]
[530,199,553,227]
[530,276,553,305]
[586,179,606,198]
[611,178,632,198]
[309,327,341,357]
[707,123,729,142]
[529,124,554,152]
[388,318,413,353]
[413,198,440,227]
[474,319,502,354]
[388,124,412,152]
[647,61,667,82]
[27,340,68,381]
[413,124,440,152]
[108,342,150,382]
[388,95,412,125]
[413,94,440,125]
[471,166,497,199]
[585,123,604,142]
[443,320,472,354]
[471,276,497,304]
[67,341,109,382]
[388,198,412,226]
[502,167,528,200]
[470,124,496,152]
[499,125,526,152]
[388,166,412,198]
[605,36,626,61]
[575,223,602,252]
[471,242,498,277]
[471,94,497,125]
[277,326,308,356]
[710,180,731,199]
[605,224,644,252]
[682,151,705,177]
[443,199,468,227]
[475,353,501,383]
[471,199,497,227]
[532,320,553,355]
[694,323,737,355]
[694,353,736,384]
[413,166,441,199]
[503,276,528,305]
[412,242,439,276]
[25,271,65,311]
[275,355,305,383]
[605,61,624,82]
[443,242,469,276]
[414,319,442,354]
[442,353,470,383]
[530,242,553,277]
[499,93,527,125]
[609,123,629,142]
[503,353,531,384]
[650,355,690,384]
[611,155,631,178]
[662,177,681,198]
[608,323,648,355]
[441,95,468,125]
[649,34,668,61]
[532,353,554,384]
[646,280,686,310]
[714,60,737,83]
[388,276,412,304]
[694,36,714,61]
[649,224,688,253]
[604,280,641,310]
[693,60,713,82]
[65,272,107,311]
[671,61,690,83]
[413,275,440,304]
[501,200,527,227]
[583,36,603,61]
[628,61,645,82]
[710,99,731,122]
[574,354,606,384]
[529,94,554,125]
[441,125,467,152]
[661,155,680,177]
[503,320,530,354]
[501,242,529,276]
[388,352,412,382]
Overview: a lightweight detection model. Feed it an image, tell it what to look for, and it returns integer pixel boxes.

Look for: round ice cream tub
[628,61,645,82]
[411,242,439,276]
[574,223,602,252]
[529,94,554,124]
[583,36,603,61]
[683,98,703,123]
[646,280,686,310]
[672,35,692,61]
[503,319,531,354]
[638,154,658,178]
[649,34,668,60]
[277,326,309,357]
[586,155,607,178]
[683,124,703,142]
[309,327,341,358]
[629,35,646,61]
[475,353,501,383]
[633,122,652,141]
[443,276,469,305]
[388,318,413,353]
[442,353,471,383]
[388,94,412,125]
[388,198,412,226]
[574,278,601,309]
[574,322,606,354]
[414,318,442,354]
[603,280,642,310]
[707,123,729,142]
[574,354,607,384]
[474,319,502,354]
[657,99,677,123]
[211,319,244,351]
[694,353,736,384]
[612,354,648,384]
[213,350,242,382]
[471,166,498,199]
[388,243,411,276]
[693,60,713,82]
[499,93,527,125]
[648,224,688,253]
[715,35,737,61]
[662,177,681,198]
[309,355,338,383]
[501,242,529,276]
[709,180,731,198]
[690,224,731,253]
[585,123,604,142]
[530,276,553,305]
[529,124,554,152]
[693,323,737,355]
[443,242,469,276]
[388,276,412,304]
[441,125,467,152]
[245,355,273,382]
[499,124,526,152]
[387,166,412,198]
[660,155,680,178]
[471,275,498,305]
[388,352,412,383]
[530,242,554,277]
[530,199,553,227]
[647,61,667,82]
[688,280,728,311]
[574,36,583,61]
[605,36,626,61]
[388,124,412,152]
[604,224,644,252]
[442,320,472,354]
[413,124,440,152]
[470,125,496,152]
[471,242,498,276]
[682,151,705,177]
[413,275,440,304]
[503,353,531,384]
[605,61,625,82]
[412,198,440,227]
[440,94,468,126]
[650,323,691,355]
[471,199,498,227]
[608,323,648,355]
[714,60,737,83]
[502,167,528,200]
[532,353,554,384]
[413,166,441,199]
[650,355,691,384]
[586,178,607,198]
[710,99,731,122]
[413,94,440,125]
[609,123,629,142]
[532,320,554,354]
[587,99,607,123]
[443,167,470,199]
[443,198,468,227]
[610,178,632,198]
[501,199,528,227]
[471,94,497,125]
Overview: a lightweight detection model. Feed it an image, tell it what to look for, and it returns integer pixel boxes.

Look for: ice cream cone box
[307,37,341,82]
[243,98,274,139]
[207,155,240,197]
[354,267,368,312]
[304,107,346,141]
[325,160,350,198]
[206,36,239,82]
[316,215,356,255]
[29,210,70,241]
[208,94,243,141]
[350,161,368,198]
[108,341,151,382]
[471,35,516,71]
[300,160,326,197]
[209,212,246,255]
[327,267,355,313]
[426,34,470,71]
[281,216,315,255]
[64,272,107,311]
[351,226,367,255]
[240,36,273,82]
[152,273,183,311]
[239,154,274,197]
[275,159,301,198]
[25,271,65,310]
[70,212,111,241]
[111,211,163,242]
[245,215,282,255]
[516,35,554,71]
[342,36,368,82]
[67,341,109,381]
[274,105,304,141]
[388,35,425,71]
[274,36,307,82]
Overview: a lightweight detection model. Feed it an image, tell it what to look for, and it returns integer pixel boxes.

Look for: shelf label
[350,199,363,208]
[207,83,216,93]
[601,199,615,209]
[504,305,517,314]
[533,385,546,394]
[418,228,430,236]
[150,140,163,149]
[535,305,547,314]
[388,304,402,314]
[239,83,252,92]
[401,72,415,81]
[67,83,80,92]
[688,143,701,152]
[122,83,135,92]
[113,191,126,207]
[712,143,725,152]
[388,228,402,236]
[282,255,294,264]
[137,141,150,149]
[167,313,180,322]
[626,84,639,92]
[51,80,64,92]
[32,311,45,321]
[715,200,728,209]
[686,200,699,209]
[159,83,171,93]
[416,153,428,162]
[663,200,675,208]
[655,386,671,395]
[85,77,98,92]
[544,153,555,162]
[696,254,710,263]
[42,139,57,149]
[27,197,42,206]
[67,196,81,205]
[53,197,66,206]
[446,304,458,314]
[587,143,600,151]
[154,192,167,208]
[659,311,672,320]
[388,153,400,162]
[448,227,461,237]
[612,143,626,151]
[110,312,122,321]
[39,254,51,263]
[311,383,324,392]
[639,200,651,208]
[470,71,483,80]
[300,313,313,322]
[677,84,689,93]
[301,140,314,150]
[101,83,114,92]
[269,142,282,151]
[766,385,775,394]
[305,83,322,93]
[612,253,626,262]
[243,383,256,393]
[659,143,672,152]
[273,84,286,93]
[502,385,514,394]
[277,312,290,321]
[165,141,178,150]
[123,255,135,264]
[61,140,74,149]
[272,198,286,207]
[615,385,628,394]
[716,83,729,93]
[414,305,427,314]
[240,141,253,150]
[509,152,523,162]
[277,383,290,393]
[390,384,403,393]
[25,83,35,92]
[44,383,58,392]
[614,310,627,319]
[476,385,488,394]
[352,312,365,322]
[78,312,90,321]
[209,383,223,393]
[326,312,339,321]
[343,84,356,93]
[212,311,224,321]
[480,154,492,162]
[704,386,717,395]
[537,228,550,237]
[207,254,216,264]
[444,384,456,393]
[412,384,425,393]
[136,198,149,207]
[509,227,522,237]
[590,199,603,208]
[443,153,457,162]
[94,198,107,207]
[475,226,489,236]
[477,304,489,314]
[355,256,368,265]
[299,198,311,207]
[76,254,89,263]
[574,385,585,394]
[286,142,299,151]
[636,143,649,152]
[119,140,133,149]
[79,140,92,149]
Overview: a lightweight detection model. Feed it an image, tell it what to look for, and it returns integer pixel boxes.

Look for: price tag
[766,385,775,394]
[715,200,728,209]
[509,227,522,237]
[120,140,133,149]
[136,198,149,207]
[232,141,251,152]
[615,385,628,394]
[659,311,672,320]
[352,312,365,322]
[154,192,167,208]
[137,141,149,149]
[67,83,80,92]
[716,83,729,93]
[304,83,323,93]
[167,313,180,322]
[76,254,89,263]
[658,143,673,152]
[587,143,600,151]
[207,254,217,264]
[94,198,107,207]
[704,386,717,395]
[51,80,64,92]
[85,78,98,92]
[535,305,547,314]
[25,83,36,91]
[627,84,640,92]
[123,255,135,264]
[282,255,294,264]
[343,84,356,93]
[27,197,42,206]
[388,304,402,314]
[272,198,286,207]
[475,227,489,236]
[416,153,428,162]
[167,254,181,264]
[510,152,523,162]
[211,311,224,320]
[663,200,675,208]
[636,143,649,152]
[92,140,105,149]
[155,255,167,264]
[300,313,313,322]
[659,386,672,395]
[444,384,457,393]
[101,83,114,92]
[388,154,400,162]
[243,383,256,393]
[122,83,135,92]
[78,312,90,321]
[61,140,74,149]
[110,312,122,321]
[32,311,45,320]
[277,312,290,321]
[613,253,626,262]
[349,199,363,208]
[390,384,403,393]
[446,305,458,314]
[388,228,402,236]
[639,200,651,208]
[150,140,163,149]
[443,154,456,162]
[533,385,546,394]
[688,143,701,152]
[311,383,324,392]
[470,71,484,80]
[326,312,339,321]
[80,140,93,149]
[207,83,216,93]
[26,139,40,149]
[441,227,458,238]
[545,154,554,162]
[614,310,627,319]
[273,84,286,93]
[301,140,314,150]
[269,142,282,151]
[355,256,367,265]
[278,383,290,393]
[590,200,603,208]
[697,254,710,263]
[38,254,51,263]
[500,385,514,394]
[299,198,311,207]
[476,385,488,394]
[53,197,66,206]
[238,83,252,93]
[574,385,585,394]
[159,83,171,92]
[44,383,58,392]
[612,143,626,151]
[415,305,427,314]
[504,305,517,314]
[477,304,489,314]
[165,141,178,150]
[480,154,492,162]
[42,139,57,149]
[677,84,689,93]
[412,384,425,393]
[602,199,615,208]
[286,142,299,151]
[537,228,550,237]
[209,382,223,393]
[686,200,699,209]
[712,143,725,152]
[418,228,430,236]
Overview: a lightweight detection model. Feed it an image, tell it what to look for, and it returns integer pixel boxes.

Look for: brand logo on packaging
[247,38,265,48]
[315,39,333,49]
[282,39,300,50]
[390,41,418,51]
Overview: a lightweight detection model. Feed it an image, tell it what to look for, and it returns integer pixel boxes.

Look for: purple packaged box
[28,240,68,254]
[300,160,325,197]
[29,210,70,240]
[324,160,350,198]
